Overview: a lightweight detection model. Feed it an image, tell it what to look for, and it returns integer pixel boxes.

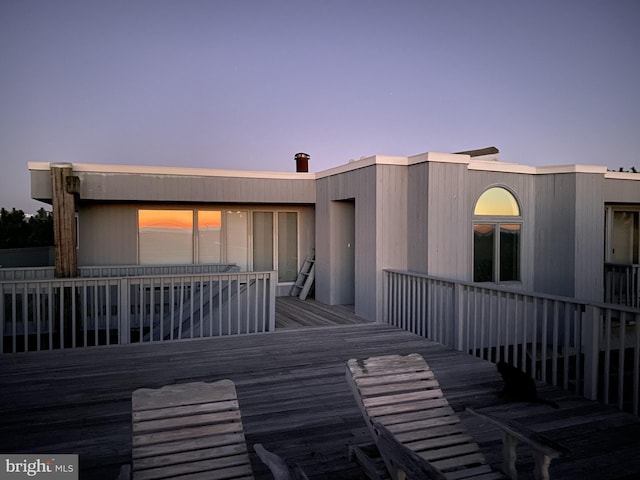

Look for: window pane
[474,188,520,216]
[226,211,248,271]
[139,210,193,264]
[253,212,274,271]
[500,224,520,281]
[611,211,639,264]
[473,224,494,282]
[198,210,222,263]
[278,212,298,282]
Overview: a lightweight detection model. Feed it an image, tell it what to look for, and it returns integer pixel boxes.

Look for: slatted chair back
[131,379,254,480]
[346,353,504,480]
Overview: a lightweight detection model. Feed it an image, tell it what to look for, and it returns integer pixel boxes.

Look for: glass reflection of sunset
[474,188,520,216]
[198,211,222,229]
[139,210,193,229]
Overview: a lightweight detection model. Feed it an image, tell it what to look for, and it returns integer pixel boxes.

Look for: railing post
[382,270,388,325]
[583,305,601,400]
[268,271,276,331]
[453,283,465,351]
[119,278,130,345]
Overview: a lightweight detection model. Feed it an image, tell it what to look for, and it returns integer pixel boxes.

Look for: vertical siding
[77,172,316,204]
[534,174,576,296]
[315,166,378,322]
[407,163,429,272]
[78,204,138,266]
[574,174,605,301]
[376,165,408,320]
[603,178,640,203]
[426,162,470,280]
[315,180,331,304]
[30,170,52,201]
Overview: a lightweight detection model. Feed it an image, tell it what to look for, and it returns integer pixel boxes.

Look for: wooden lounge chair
[346,354,568,480]
[131,379,254,480]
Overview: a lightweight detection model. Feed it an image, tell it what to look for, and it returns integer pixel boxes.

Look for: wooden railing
[384,269,640,416]
[604,263,640,308]
[1,271,276,353]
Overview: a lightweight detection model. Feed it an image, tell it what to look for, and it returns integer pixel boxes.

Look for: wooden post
[51,163,78,348]
[583,306,601,401]
[51,163,78,278]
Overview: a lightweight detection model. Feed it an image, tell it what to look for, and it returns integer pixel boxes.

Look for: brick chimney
[295,152,310,173]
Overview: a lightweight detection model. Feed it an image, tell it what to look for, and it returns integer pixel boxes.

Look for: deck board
[1,298,639,479]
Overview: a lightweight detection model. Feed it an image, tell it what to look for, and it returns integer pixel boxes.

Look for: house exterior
[28,148,640,322]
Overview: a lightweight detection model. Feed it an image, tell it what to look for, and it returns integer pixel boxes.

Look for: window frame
[605,205,640,265]
[137,207,300,283]
[472,187,523,285]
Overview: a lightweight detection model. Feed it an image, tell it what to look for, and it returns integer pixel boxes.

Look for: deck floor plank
[1,298,639,479]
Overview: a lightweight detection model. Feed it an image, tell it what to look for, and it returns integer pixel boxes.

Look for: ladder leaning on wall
[290,248,315,300]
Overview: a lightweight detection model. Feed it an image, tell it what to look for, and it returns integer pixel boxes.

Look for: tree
[0,207,53,249]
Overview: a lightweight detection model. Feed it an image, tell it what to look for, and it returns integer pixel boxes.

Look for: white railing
[385,269,640,416]
[1,271,276,353]
[605,263,640,308]
[0,263,238,281]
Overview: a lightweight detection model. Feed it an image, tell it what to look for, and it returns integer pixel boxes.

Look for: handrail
[1,271,276,353]
[384,269,640,416]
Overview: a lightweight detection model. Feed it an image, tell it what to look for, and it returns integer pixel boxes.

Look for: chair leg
[532,451,552,480]
[502,433,519,479]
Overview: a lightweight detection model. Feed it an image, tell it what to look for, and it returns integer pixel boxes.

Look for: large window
[473,188,521,283]
[138,209,299,282]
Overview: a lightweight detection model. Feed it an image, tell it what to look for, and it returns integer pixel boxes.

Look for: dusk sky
[1,0,639,212]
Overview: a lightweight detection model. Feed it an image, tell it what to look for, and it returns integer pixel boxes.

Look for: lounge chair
[131,379,254,479]
[346,354,568,480]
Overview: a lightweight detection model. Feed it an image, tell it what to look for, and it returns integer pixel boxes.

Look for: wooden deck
[1,298,639,479]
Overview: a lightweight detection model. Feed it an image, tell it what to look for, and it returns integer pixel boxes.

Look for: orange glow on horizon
[198,210,222,229]
[139,210,193,230]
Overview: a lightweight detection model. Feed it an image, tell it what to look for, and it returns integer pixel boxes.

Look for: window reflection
[137,208,299,279]
[139,210,193,264]
[473,224,494,282]
[474,187,520,216]
[499,224,520,281]
[473,188,522,284]
[198,210,222,263]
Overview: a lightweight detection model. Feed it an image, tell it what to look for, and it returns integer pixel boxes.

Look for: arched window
[473,187,521,283]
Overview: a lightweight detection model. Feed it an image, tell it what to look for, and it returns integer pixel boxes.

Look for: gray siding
[77,203,315,272]
[31,170,52,203]
[376,165,408,318]
[574,174,605,301]
[315,166,377,321]
[534,174,576,297]
[603,178,640,204]
[78,204,142,266]
[425,162,471,281]
[33,170,315,204]
[315,164,407,322]
[316,166,376,320]
[407,163,429,272]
